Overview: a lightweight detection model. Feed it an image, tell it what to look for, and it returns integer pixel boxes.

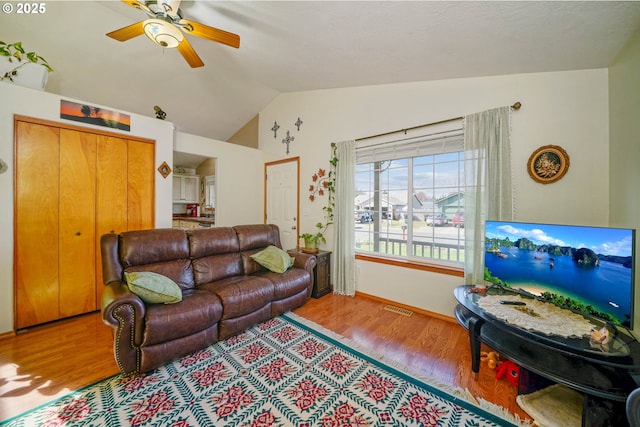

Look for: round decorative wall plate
[527,145,570,184]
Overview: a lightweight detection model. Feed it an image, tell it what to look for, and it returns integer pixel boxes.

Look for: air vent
[384,305,413,317]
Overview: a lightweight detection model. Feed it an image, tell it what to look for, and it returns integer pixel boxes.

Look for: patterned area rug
[1,313,524,427]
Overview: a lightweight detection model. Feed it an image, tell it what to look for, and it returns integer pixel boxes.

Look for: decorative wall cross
[282,130,294,154]
[295,117,303,131]
[271,121,280,138]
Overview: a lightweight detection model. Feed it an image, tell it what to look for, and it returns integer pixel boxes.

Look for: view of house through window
[354,128,465,265]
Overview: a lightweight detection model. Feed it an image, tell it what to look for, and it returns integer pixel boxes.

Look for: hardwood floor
[0,293,532,423]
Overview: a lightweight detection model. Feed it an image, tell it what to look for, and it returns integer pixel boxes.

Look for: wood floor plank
[0,294,532,423]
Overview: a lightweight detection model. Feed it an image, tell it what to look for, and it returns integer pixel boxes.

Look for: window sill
[355,253,464,277]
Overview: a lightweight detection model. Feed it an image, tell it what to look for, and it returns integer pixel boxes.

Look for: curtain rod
[354,101,522,142]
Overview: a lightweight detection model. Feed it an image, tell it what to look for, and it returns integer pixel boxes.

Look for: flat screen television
[484,220,636,329]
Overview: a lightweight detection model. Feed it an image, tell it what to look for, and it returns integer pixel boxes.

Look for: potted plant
[0,41,53,90]
[299,144,338,253]
[299,222,328,253]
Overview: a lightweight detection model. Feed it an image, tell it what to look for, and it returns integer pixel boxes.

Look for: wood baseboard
[0,330,16,340]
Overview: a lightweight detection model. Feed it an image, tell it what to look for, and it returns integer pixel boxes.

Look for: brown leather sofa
[100,224,316,375]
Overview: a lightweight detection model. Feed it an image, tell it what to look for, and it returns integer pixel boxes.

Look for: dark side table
[288,249,331,298]
[454,285,640,427]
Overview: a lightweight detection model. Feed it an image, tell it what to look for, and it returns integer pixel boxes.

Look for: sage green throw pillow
[124,271,182,304]
[250,245,295,274]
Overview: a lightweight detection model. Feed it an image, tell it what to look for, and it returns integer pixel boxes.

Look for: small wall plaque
[527,145,570,184]
[158,161,172,179]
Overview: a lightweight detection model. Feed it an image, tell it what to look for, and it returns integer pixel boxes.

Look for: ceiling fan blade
[177,38,204,68]
[106,21,145,42]
[181,19,240,49]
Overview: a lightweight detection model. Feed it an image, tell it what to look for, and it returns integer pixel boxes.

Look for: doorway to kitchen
[173,152,216,225]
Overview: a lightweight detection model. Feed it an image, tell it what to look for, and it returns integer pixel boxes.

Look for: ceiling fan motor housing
[143,18,184,48]
[145,0,183,21]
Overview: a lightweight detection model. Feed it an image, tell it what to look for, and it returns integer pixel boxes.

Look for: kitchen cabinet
[14,116,155,329]
[172,174,199,203]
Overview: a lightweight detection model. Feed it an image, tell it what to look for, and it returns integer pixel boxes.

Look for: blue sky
[485,221,634,256]
[355,153,462,200]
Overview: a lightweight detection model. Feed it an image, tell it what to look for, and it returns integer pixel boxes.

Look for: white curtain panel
[332,140,356,295]
[463,107,513,285]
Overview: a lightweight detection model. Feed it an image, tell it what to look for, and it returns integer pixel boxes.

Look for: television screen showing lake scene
[484,221,636,328]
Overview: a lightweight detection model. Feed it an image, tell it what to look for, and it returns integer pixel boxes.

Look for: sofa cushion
[250,245,295,273]
[240,251,265,275]
[192,253,244,285]
[142,289,223,346]
[120,229,190,266]
[119,229,195,289]
[257,268,312,300]
[124,271,182,304]
[188,227,239,258]
[234,224,281,251]
[201,275,274,319]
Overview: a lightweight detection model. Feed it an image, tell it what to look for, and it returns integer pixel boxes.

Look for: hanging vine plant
[299,144,338,252]
[0,41,53,82]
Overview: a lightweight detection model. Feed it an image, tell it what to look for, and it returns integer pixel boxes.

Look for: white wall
[0,82,174,334]
[174,132,264,227]
[258,69,610,317]
[609,27,640,334]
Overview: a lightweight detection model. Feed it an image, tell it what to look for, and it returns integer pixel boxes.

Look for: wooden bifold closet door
[14,117,155,330]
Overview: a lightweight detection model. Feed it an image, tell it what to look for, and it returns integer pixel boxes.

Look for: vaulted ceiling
[3,1,640,141]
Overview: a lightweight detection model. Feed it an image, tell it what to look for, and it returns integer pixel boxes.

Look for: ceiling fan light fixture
[143,18,183,48]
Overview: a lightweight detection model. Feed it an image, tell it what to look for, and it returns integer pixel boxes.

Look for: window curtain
[332,140,356,295]
[463,107,513,285]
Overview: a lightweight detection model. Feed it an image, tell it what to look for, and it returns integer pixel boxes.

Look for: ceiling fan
[106,0,240,68]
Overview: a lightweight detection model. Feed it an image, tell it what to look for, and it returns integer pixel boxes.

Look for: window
[354,126,465,265]
[204,175,215,214]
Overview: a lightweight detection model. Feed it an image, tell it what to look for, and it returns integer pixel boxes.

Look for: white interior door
[265,159,299,250]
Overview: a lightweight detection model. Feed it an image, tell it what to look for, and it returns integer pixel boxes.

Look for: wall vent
[383,305,413,317]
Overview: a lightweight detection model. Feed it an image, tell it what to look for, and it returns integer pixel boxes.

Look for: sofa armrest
[101,281,147,375]
[290,252,317,274]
